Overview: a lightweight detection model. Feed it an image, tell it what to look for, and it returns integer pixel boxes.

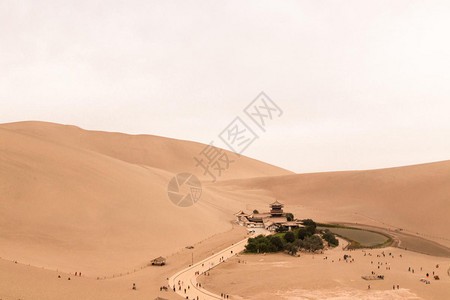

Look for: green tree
[322,230,339,247]
[297,227,308,240]
[285,243,298,255]
[302,219,317,227]
[245,242,257,252]
[284,231,295,243]
[305,225,316,236]
[257,242,268,253]
[302,235,324,252]
[269,236,284,251]
[294,239,304,248]
[245,235,280,253]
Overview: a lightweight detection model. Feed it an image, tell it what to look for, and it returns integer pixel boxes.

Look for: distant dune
[211,160,450,247]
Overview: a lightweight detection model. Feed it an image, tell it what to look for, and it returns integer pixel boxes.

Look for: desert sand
[0,121,449,299]
[0,224,248,300]
[198,239,450,300]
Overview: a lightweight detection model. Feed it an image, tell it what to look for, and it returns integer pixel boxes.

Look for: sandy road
[168,237,249,300]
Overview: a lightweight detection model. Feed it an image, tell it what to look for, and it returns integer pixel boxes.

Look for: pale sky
[1,0,449,173]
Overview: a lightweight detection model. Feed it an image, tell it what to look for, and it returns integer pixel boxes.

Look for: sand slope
[210,161,450,247]
[0,121,291,180]
[0,121,291,276]
[199,245,450,300]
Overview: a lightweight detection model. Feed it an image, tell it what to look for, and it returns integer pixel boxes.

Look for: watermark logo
[244,92,283,132]
[219,117,258,154]
[167,92,283,206]
[167,173,202,207]
[193,142,235,182]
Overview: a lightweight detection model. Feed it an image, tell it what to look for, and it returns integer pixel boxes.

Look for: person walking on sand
[368,285,370,289]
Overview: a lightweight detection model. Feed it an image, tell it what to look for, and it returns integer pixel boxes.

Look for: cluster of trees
[286,235,324,255]
[245,219,335,255]
[321,229,339,247]
[301,219,339,247]
[245,235,284,253]
[298,219,317,238]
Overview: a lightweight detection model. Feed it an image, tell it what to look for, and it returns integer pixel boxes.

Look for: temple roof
[234,210,249,216]
[151,256,166,262]
[270,217,288,224]
[269,200,284,206]
[263,220,274,227]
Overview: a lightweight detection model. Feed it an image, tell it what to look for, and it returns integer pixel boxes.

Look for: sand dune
[0,121,291,276]
[0,121,291,180]
[210,161,450,248]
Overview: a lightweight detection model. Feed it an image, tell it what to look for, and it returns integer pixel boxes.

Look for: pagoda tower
[269,200,284,217]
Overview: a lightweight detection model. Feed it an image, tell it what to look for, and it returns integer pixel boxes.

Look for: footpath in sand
[168,237,249,300]
[0,226,248,300]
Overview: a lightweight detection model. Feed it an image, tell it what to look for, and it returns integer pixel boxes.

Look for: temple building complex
[235,200,303,232]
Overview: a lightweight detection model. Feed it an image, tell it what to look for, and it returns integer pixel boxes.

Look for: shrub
[253,209,259,214]
[302,219,316,227]
[322,230,339,247]
[302,235,324,252]
[284,231,295,243]
[305,225,316,236]
[294,239,303,248]
[276,225,288,233]
[297,227,308,240]
[285,243,298,255]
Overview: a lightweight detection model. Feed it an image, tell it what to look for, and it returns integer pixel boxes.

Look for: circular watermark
[167,173,202,207]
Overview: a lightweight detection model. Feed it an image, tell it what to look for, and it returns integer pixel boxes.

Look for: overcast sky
[1,0,449,173]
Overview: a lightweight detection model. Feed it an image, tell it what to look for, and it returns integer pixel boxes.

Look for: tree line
[245,219,338,255]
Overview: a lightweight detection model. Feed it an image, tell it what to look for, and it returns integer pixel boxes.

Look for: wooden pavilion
[270,200,284,217]
[151,256,166,266]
